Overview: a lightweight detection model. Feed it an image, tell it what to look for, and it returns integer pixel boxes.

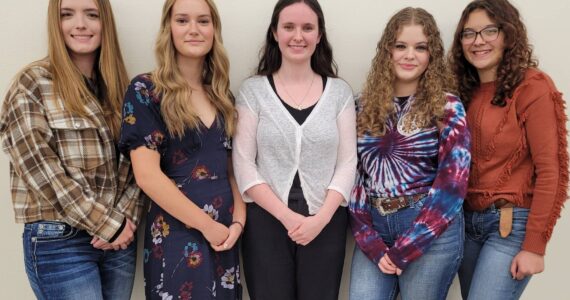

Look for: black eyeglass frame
[460,25,501,44]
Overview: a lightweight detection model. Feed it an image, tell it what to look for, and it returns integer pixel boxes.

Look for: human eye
[60,10,73,18]
[283,24,294,31]
[302,24,315,32]
[198,17,211,25]
[87,12,100,19]
[393,43,406,50]
[416,44,428,52]
[482,26,499,36]
[175,17,189,24]
[461,30,476,40]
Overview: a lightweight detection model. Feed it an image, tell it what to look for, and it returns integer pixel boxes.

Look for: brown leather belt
[370,193,428,216]
[465,199,514,238]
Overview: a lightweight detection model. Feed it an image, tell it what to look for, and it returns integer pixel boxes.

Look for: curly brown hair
[358,7,454,137]
[449,0,538,108]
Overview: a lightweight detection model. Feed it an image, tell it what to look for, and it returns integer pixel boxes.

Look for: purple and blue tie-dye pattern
[349,94,471,270]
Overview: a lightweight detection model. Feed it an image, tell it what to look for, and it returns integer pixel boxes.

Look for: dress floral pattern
[119,74,240,299]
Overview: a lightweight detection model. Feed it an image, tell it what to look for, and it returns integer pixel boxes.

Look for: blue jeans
[458,207,531,300]
[349,198,464,300]
[23,221,136,300]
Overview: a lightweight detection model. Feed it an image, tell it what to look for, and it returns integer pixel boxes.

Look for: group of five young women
[1,0,566,299]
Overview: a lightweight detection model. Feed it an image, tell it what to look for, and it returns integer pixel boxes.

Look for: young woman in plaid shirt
[0,0,144,299]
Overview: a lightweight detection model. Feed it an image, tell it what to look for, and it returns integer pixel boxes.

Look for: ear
[272,29,278,42]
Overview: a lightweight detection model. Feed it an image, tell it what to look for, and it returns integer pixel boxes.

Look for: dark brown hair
[449,0,538,107]
[256,0,337,77]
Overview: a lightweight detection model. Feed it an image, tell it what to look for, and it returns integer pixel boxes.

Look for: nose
[73,14,87,29]
[403,47,415,60]
[293,28,303,41]
[189,20,199,35]
[473,32,485,45]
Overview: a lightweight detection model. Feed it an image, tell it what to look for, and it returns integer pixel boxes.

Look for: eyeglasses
[460,26,501,44]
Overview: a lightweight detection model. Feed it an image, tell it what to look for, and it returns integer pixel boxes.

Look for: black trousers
[242,190,348,300]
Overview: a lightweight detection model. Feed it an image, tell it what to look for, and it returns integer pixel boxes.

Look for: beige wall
[1,0,568,299]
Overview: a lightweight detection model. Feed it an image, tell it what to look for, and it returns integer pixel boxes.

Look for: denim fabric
[23,221,136,300]
[349,197,464,300]
[458,207,531,300]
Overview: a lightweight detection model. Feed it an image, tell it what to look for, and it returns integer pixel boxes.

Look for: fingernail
[223,244,228,249]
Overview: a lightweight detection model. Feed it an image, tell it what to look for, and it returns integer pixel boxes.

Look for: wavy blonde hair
[43,0,129,140]
[358,7,454,137]
[152,0,234,137]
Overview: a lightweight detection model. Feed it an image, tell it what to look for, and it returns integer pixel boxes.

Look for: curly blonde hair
[358,7,454,137]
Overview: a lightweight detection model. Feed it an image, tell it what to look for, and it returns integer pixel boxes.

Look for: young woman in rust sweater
[449,0,568,299]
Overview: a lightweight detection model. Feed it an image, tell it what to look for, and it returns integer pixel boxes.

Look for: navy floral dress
[119,74,240,300]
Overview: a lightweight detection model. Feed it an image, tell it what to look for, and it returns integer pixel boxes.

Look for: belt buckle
[377,198,398,216]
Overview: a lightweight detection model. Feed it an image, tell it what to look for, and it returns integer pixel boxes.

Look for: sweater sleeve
[348,158,390,265]
[232,85,267,195]
[327,94,357,202]
[519,78,568,255]
[386,96,471,270]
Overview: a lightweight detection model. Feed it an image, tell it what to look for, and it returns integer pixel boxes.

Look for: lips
[399,63,417,70]
[71,34,93,42]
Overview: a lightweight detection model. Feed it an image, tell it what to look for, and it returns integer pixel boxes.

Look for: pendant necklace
[276,72,315,110]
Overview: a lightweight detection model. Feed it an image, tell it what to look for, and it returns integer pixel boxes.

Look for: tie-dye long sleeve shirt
[349,94,471,270]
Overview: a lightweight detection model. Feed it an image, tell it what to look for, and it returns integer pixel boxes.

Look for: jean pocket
[28,221,78,242]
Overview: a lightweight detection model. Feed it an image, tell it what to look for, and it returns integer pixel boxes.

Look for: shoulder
[514,68,560,110]
[442,93,467,120]
[129,73,154,88]
[239,75,267,92]
[327,77,353,95]
[4,60,53,106]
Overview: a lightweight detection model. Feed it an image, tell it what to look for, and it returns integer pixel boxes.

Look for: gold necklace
[276,73,316,110]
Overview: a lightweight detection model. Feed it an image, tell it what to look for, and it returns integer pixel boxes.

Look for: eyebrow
[463,24,498,30]
[173,13,211,18]
[60,7,99,13]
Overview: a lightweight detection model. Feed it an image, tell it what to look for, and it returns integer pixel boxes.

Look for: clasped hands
[91,218,137,251]
[379,253,403,275]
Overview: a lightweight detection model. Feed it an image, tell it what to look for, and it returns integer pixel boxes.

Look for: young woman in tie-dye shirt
[348,7,471,300]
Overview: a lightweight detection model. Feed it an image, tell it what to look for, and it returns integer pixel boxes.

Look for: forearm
[315,190,344,223]
[245,184,293,223]
[229,170,246,226]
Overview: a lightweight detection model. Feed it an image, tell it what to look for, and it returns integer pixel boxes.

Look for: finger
[396,268,402,276]
[516,271,525,281]
[287,223,302,235]
[91,237,98,245]
[121,243,128,250]
[510,259,517,279]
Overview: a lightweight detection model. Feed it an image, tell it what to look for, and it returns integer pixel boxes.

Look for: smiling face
[273,2,321,66]
[391,24,430,94]
[461,9,506,82]
[60,0,102,62]
[170,0,214,62]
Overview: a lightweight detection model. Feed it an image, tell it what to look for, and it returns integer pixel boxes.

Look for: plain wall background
[1,0,568,299]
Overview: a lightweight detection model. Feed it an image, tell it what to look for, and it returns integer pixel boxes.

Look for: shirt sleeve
[118,75,167,157]
[349,158,390,264]
[113,155,144,227]
[386,96,471,270]
[232,86,267,194]
[327,94,357,203]
[0,76,124,241]
[519,80,568,255]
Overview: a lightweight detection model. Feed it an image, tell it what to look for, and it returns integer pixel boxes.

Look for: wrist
[230,220,244,234]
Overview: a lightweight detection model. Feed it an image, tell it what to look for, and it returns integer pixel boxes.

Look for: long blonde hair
[45,0,129,140]
[358,7,454,137]
[152,0,234,137]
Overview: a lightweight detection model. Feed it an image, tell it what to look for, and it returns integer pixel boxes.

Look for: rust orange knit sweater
[466,68,568,255]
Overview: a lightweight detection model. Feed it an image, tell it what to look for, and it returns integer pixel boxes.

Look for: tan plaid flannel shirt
[0,62,144,242]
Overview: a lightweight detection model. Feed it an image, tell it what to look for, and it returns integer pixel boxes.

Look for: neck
[70,53,96,78]
[276,60,315,82]
[177,55,205,89]
[478,67,497,83]
[393,80,418,97]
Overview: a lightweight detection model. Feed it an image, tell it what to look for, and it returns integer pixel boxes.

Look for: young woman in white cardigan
[232,0,356,299]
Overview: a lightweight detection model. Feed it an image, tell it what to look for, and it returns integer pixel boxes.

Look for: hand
[279,210,305,233]
[211,222,242,252]
[110,219,137,250]
[202,220,230,247]
[90,236,113,251]
[378,254,402,275]
[288,215,327,245]
[510,250,544,280]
